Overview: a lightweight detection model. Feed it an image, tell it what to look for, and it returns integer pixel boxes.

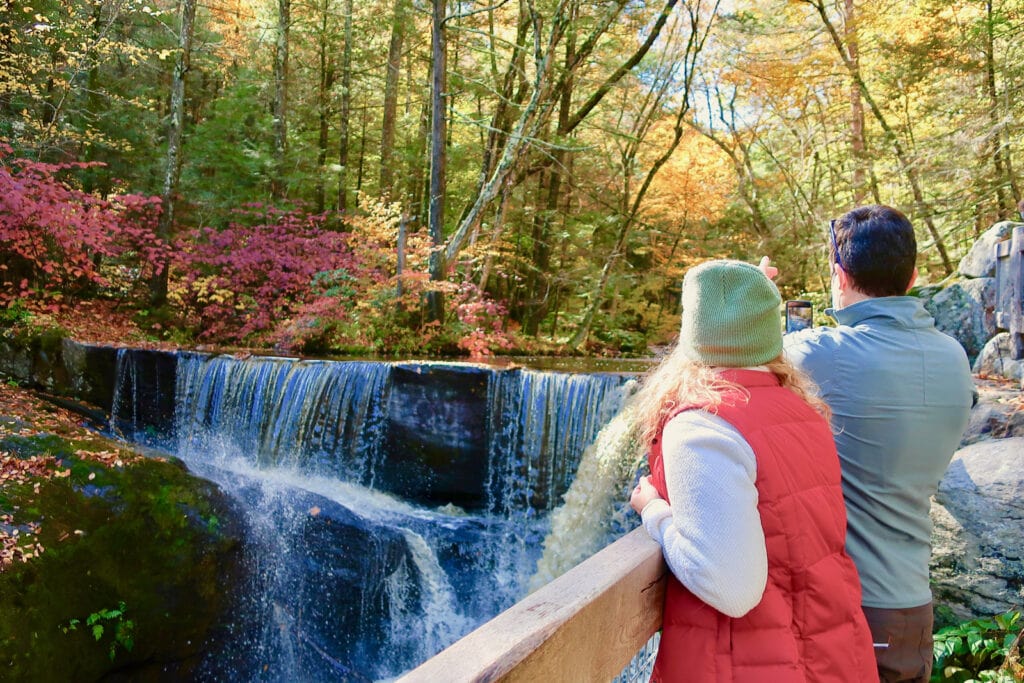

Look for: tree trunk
[271,0,289,201]
[314,0,334,214]
[151,0,198,307]
[356,106,368,206]
[336,0,353,213]
[427,0,447,322]
[523,9,576,337]
[844,0,870,204]
[380,0,407,199]
[984,0,1019,213]
[0,0,12,117]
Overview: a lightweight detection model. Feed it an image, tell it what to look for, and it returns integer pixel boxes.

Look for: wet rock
[0,434,248,682]
[198,480,422,682]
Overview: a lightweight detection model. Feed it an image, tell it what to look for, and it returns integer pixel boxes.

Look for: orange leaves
[0,453,61,485]
[642,126,735,258]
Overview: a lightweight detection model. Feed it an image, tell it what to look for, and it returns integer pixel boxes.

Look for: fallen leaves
[0,383,141,573]
[1,513,45,570]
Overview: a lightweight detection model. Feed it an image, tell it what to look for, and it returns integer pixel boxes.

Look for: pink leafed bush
[0,145,168,311]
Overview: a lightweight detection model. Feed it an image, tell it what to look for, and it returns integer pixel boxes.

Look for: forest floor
[27,299,174,350]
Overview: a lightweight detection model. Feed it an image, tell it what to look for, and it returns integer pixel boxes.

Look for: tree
[569,0,722,348]
[271,0,290,200]
[151,0,199,307]
[800,0,954,274]
[379,0,409,200]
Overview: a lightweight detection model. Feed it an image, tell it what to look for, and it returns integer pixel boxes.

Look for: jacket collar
[825,296,933,329]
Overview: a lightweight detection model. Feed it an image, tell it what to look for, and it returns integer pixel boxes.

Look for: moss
[0,432,246,681]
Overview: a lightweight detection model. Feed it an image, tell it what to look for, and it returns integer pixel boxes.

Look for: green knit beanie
[679,259,783,367]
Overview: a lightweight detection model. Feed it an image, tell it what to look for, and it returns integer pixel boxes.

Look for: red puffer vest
[647,369,877,683]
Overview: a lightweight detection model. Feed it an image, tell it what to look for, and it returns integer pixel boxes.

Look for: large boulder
[958,221,1021,278]
[923,277,997,363]
[973,332,1024,385]
[930,437,1024,625]
[959,376,1024,445]
[0,431,248,682]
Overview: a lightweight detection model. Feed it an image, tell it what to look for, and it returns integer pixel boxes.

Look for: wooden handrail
[397,527,667,683]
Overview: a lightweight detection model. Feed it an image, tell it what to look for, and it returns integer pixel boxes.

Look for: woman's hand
[630,475,662,514]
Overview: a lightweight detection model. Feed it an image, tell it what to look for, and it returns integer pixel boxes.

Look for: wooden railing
[397,527,667,683]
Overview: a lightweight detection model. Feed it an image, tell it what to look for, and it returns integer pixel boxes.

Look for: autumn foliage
[0,146,168,312]
[169,206,356,342]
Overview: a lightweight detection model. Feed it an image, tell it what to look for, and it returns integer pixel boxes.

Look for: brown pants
[862,603,934,683]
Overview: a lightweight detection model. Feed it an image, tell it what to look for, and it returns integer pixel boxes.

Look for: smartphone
[785,300,814,333]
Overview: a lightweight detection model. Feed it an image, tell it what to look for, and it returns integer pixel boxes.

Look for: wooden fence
[396,527,667,683]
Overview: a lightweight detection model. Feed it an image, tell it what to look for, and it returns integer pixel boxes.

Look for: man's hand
[758,256,778,281]
[630,475,662,514]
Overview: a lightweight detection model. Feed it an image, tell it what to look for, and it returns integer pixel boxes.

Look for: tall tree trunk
[408,95,431,222]
[984,0,1019,213]
[523,8,576,337]
[844,0,870,204]
[356,105,368,206]
[426,0,447,322]
[271,0,290,201]
[336,0,353,212]
[380,0,407,199]
[151,0,198,307]
[0,0,13,117]
[314,0,334,214]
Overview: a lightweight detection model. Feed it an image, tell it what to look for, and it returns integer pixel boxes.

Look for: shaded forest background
[1,0,1022,356]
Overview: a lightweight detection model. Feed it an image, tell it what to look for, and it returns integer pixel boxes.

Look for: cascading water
[109,350,634,681]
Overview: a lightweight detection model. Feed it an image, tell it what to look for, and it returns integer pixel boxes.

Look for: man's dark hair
[832,205,917,297]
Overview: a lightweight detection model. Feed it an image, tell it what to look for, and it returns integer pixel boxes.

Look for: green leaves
[931,610,1022,683]
[61,601,135,661]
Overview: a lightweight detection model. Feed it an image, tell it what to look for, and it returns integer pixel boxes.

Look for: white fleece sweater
[639,409,768,618]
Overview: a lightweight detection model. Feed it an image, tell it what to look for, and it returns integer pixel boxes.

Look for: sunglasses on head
[829,219,842,269]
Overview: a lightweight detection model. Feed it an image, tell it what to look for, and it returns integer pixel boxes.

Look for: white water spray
[528,395,642,592]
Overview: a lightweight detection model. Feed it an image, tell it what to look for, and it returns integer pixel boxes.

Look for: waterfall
[110,348,140,437]
[174,353,391,484]
[486,369,632,516]
[107,349,637,680]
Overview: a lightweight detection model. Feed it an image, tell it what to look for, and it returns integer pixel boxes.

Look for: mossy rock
[0,433,248,682]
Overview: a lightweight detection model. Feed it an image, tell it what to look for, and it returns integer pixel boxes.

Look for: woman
[629,259,877,682]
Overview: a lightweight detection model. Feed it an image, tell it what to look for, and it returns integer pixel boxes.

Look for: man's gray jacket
[784,296,973,609]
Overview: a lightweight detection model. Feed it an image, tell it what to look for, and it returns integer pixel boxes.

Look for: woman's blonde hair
[630,345,831,448]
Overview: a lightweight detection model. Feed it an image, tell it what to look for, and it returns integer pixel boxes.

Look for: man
[780,205,974,683]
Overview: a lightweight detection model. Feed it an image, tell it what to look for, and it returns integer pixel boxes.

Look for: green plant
[0,300,33,326]
[61,601,135,661]
[932,611,1023,682]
